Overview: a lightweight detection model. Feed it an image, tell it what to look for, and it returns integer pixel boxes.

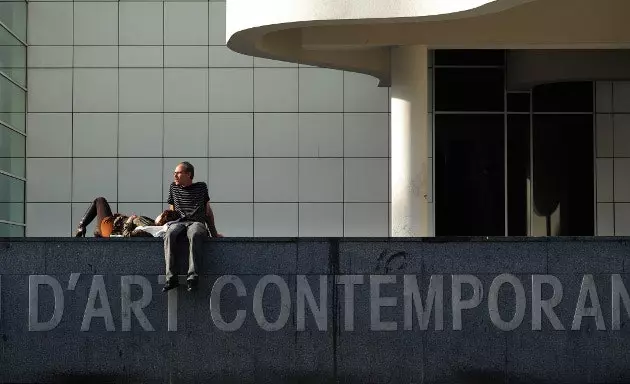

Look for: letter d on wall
[29,275,64,331]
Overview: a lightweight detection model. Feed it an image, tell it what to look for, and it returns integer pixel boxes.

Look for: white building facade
[23,0,394,237]
[1,0,629,237]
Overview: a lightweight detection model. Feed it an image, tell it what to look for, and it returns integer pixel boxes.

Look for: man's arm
[166,184,175,213]
[205,201,221,237]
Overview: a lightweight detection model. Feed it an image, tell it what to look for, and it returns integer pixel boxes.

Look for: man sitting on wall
[162,161,222,293]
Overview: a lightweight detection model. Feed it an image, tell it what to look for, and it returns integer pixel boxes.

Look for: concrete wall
[2,237,630,383]
[507,51,630,91]
[227,0,630,85]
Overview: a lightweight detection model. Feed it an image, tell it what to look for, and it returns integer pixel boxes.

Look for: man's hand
[205,202,222,238]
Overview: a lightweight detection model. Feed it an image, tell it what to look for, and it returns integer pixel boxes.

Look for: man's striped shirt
[167,182,210,224]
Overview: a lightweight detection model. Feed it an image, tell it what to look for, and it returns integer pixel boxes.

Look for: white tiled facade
[595,81,630,235]
[25,0,392,237]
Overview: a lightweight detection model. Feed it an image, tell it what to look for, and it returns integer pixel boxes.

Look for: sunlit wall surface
[0,0,27,237]
[24,1,390,237]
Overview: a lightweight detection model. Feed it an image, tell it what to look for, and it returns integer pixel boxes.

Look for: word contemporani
[5,274,630,332]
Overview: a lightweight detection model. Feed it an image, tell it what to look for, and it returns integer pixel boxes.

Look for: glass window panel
[507,114,530,236]
[0,222,24,237]
[0,2,26,41]
[0,21,21,46]
[0,28,25,86]
[0,67,24,88]
[0,172,24,203]
[507,92,530,113]
[0,156,23,177]
[0,74,25,131]
[0,202,23,222]
[434,49,505,66]
[532,114,594,235]
[0,125,24,177]
[434,68,505,112]
[0,124,24,156]
[533,82,593,113]
[0,112,23,133]
[435,114,505,236]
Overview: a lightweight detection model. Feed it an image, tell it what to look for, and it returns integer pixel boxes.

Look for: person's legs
[75,197,114,237]
[163,223,187,291]
[93,197,115,237]
[185,222,208,290]
[94,197,113,224]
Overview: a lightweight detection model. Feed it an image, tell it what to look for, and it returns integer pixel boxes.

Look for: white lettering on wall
[121,275,154,332]
[15,272,630,333]
[488,274,526,331]
[452,275,483,330]
[297,275,327,331]
[81,275,115,332]
[370,275,398,331]
[532,275,565,330]
[336,275,364,331]
[210,275,247,332]
[612,274,630,330]
[404,275,444,331]
[253,275,291,331]
[572,274,605,330]
[158,275,179,332]
[28,275,64,332]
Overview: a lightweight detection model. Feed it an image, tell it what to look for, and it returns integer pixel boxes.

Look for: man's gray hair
[179,161,195,179]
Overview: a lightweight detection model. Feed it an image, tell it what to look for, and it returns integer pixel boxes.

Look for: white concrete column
[390,45,430,237]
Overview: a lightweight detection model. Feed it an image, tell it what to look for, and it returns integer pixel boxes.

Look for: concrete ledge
[1,237,630,383]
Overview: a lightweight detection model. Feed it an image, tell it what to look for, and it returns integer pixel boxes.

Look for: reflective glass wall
[433,50,595,237]
[0,0,26,236]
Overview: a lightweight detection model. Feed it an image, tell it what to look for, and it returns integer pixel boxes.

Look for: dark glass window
[0,125,25,177]
[0,222,24,237]
[434,50,505,66]
[0,27,26,87]
[531,114,594,235]
[0,172,24,223]
[0,202,23,223]
[432,49,594,237]
[532,82,593,112]
[507,92,530,113]
[435,114,505,236]
[0,172,23,202]
[507,115,530,236]
[0,74,26,132]
[434,68,505,112]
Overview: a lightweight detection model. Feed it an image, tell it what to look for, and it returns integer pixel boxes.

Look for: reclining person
[121,210,181,237]
[74,197,179,238]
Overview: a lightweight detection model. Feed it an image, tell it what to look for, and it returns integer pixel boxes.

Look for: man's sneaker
[162,279,179,292]
[187,279,198,292]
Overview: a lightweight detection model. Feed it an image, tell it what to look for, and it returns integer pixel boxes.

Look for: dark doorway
[435,115,505,236]
[531,114,594,235]
[432,50,595,237]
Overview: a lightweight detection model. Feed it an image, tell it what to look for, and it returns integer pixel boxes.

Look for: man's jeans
[163,221,208,282]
